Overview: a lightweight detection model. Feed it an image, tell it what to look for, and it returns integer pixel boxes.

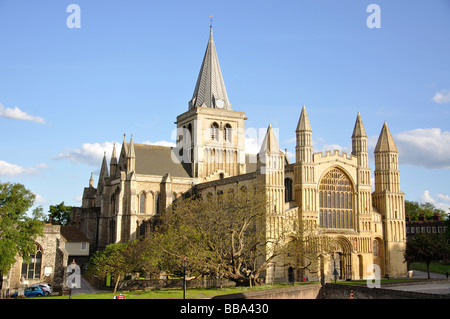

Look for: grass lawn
[410,261,450,275]
[41,282,315,299]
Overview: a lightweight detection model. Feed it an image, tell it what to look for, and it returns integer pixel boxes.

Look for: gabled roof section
[375,122,398,153]
[352,112,367,138]
[122,143,192,178]
[296,104,312,132]
[61,226,89,242]
[189,26,231,110]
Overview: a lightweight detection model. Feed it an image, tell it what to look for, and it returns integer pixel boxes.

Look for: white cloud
[0,160,47,177]
[54,141,119,166]
[436,193,450,202]
[0,102,46,124]
[431,89,450,104]
[33,193,46,204]
[420,190,450,213]
[395,128,450,169]
[420,190,435,203]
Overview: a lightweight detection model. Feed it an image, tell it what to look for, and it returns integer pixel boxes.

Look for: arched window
[224,123,232,143]
[319,168,354,229]
[210,122,219,141]
[373,240,378,257]
[284,178,293,202]
[21,244,42,279]
[154,193,160,214]
[139,193,146,214]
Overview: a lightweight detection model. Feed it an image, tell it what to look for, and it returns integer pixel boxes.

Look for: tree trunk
[113,274,121,294]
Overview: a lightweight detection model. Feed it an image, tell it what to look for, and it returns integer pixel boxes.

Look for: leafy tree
[404,232,450,279]
[87,241,145,293]
[281,223,337,281]
[405,200,445,221]
[150,183,280,286]
[0,182,44,290]
[48,201,72,225]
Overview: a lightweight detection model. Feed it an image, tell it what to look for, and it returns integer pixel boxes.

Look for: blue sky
[1,0,449,215]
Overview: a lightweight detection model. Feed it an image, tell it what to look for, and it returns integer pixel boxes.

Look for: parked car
[31,283,53,296]
[11,286,45,298]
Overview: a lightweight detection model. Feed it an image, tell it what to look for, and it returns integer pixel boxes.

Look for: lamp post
[182,257,188,299]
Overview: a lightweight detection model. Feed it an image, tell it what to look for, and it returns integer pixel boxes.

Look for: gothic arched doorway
[335,236,353,280]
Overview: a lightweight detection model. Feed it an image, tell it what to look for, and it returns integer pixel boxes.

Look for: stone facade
[3,224,68,294]
[71,26,408,283]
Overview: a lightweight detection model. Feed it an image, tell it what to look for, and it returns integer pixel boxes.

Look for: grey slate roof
[132,143,192,178]
[189,26,231,110]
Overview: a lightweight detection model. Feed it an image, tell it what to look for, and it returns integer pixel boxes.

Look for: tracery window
[21,244,42,279]
[319,168,354,229]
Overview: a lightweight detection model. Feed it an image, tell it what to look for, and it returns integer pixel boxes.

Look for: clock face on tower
[215,99,224,108]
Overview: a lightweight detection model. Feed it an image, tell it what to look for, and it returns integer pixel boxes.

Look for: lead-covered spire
[189,26,231,110]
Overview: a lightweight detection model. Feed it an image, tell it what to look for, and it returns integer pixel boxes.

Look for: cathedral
[71,26,408,282]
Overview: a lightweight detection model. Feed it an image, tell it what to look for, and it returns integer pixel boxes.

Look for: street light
[182,257,188,299]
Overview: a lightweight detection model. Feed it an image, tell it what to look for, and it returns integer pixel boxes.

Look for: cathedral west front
[71,25,408,282]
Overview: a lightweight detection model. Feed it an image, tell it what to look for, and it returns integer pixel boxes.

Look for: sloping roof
[189,26,231,110]
[132,143,192,178]
[375,122,398,153]
[60,226,89,242]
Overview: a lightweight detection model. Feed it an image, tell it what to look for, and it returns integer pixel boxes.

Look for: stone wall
[117,278,236,291]
[213,284,322,299]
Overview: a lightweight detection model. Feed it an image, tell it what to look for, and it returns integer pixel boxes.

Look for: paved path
[383,271,449,295]
[70,275,104,295]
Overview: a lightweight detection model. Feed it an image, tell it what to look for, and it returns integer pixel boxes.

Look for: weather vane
[209,15,213,27]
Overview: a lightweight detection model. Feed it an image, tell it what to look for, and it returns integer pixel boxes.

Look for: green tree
[150,183,281,286]
[48,201,72,225]
[405,200,445,221]
[0,182,44,290]
[404,232,450,279]
[87,241,145,293]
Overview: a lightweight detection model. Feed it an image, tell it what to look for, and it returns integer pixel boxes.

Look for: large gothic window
[21,244,42,279]
[319,168,354,229]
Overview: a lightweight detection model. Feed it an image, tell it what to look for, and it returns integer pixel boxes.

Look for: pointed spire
[352,112,367,138]
[375,122,398,153]
[296,104,312,132]
[89,172,94,188]
[99,152,109,181]
[259,124,281,155]
[189,26,231,110]
[128,134,135,158]
[110,143,117,164]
